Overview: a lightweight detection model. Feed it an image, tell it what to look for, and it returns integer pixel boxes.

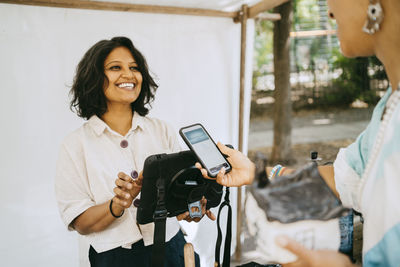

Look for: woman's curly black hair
[70,36,158,120]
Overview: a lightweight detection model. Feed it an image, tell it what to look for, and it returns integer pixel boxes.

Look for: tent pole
[235,3,248,263]
[248,0,289,18]
[0,0,238,18]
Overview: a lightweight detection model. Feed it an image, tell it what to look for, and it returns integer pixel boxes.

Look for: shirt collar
[88,112,144,136]
[130,111,145,133]
[88,115,107,136]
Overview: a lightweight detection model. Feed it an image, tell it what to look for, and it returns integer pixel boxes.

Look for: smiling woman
[69,37,157,122]
[102,46,144,136]
[55,37,203,267]
[103,46,143,109]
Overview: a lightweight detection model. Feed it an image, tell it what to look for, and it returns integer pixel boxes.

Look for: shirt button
[133,198,140,207]
[120,140,128,148]
[131,170,138,179]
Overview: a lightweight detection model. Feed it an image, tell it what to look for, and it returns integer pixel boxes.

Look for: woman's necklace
[357,84,400,210]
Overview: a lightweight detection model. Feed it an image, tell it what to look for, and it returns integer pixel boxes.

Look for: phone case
[179,123,231,178]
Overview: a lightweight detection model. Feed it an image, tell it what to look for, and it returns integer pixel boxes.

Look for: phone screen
[181,124,230,176]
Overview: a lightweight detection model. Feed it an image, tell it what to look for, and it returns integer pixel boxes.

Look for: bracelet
[277,166,286,176]
[268,164,284,180]
[109,199,124,218]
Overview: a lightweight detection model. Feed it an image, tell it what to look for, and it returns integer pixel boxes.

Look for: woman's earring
[362,0,384,34]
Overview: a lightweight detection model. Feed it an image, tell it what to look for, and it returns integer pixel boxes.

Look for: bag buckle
[153,208,168,221]
[188,200,202,218]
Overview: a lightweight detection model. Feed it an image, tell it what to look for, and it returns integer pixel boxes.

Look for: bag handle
[214,187,232,267]
[151,157,168,267]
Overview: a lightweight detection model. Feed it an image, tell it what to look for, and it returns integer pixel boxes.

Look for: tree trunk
[271,1,294,164]
[356,57,370,92]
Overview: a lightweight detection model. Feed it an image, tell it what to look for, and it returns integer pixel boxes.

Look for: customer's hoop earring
[362,0,384,34]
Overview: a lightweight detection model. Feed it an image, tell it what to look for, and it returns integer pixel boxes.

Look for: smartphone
[179,123,231,178]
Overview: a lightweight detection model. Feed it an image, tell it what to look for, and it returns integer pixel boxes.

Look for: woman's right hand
[113,171,143,209]
[71,172,143,234]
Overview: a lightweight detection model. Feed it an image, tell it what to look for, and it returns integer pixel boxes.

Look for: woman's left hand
[176,196,216,222]
[276,236,355,267]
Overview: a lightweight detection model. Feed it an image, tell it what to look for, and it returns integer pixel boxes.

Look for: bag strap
[151,158,168,267]
[214,187,232,267]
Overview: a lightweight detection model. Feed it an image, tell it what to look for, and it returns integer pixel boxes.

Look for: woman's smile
[116,82,136,91]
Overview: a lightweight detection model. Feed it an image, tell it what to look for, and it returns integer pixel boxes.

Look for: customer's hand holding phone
[195,142,255,187]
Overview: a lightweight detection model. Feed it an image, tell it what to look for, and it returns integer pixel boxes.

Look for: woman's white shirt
[55,112,181,254]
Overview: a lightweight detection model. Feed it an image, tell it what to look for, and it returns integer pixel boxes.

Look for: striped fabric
[334,87,400,266]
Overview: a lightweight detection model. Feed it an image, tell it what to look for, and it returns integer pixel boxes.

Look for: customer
[198,0,400,265]
[55,36,209,267]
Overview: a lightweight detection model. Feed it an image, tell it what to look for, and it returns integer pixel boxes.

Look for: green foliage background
[252,0,388,110]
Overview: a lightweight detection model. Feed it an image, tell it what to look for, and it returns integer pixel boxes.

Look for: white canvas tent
[0,1,286,266]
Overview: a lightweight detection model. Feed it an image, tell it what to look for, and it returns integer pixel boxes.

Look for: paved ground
[248,107,373,150]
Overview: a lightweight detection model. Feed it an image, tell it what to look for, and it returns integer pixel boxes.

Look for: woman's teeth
[118,83,135,89]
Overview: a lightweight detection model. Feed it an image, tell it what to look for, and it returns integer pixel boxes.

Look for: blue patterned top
[334,87,400,267]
